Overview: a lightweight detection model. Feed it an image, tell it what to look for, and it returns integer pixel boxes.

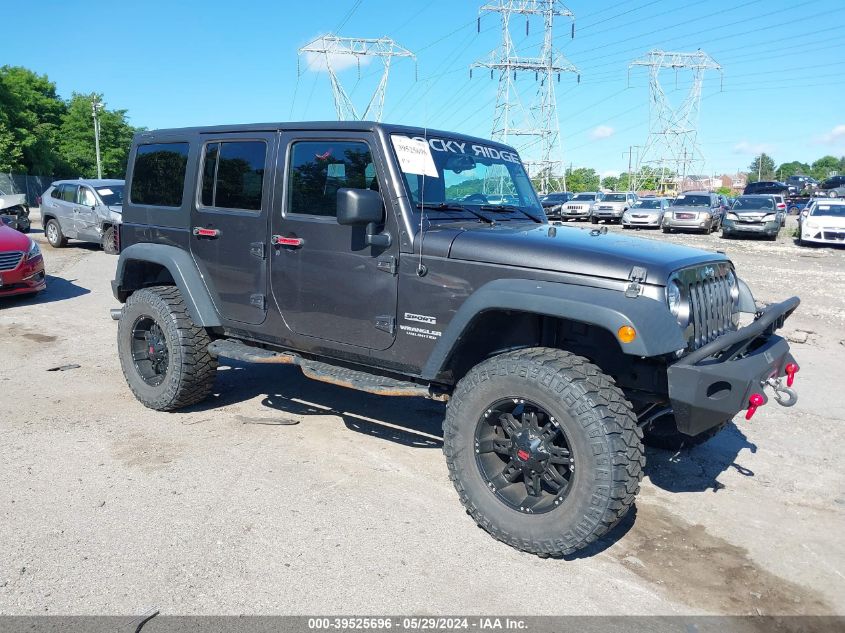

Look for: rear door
[270,132,398,350]
[190,134,275,325]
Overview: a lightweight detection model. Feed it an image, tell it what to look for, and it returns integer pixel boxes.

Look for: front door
[270,133,398,351]
[190,133,275,325]
[74,185,100,240]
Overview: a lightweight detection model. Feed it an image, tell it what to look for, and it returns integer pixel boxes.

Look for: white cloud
[590,125,614,140]
[601,170,620,178]
[815,124,845,144]
[732,141,775,155]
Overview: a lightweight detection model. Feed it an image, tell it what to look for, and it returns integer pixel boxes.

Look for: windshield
[672,194,710,207]
[811,204,845,218]
[572,193,596,202]
[603,193,627,202]
[733,197,773,211]
[633,199,662,209]
[95,185,124,206]
[391,135,542,220]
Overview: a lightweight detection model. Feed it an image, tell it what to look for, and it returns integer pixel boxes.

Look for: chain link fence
[0,174,55,207]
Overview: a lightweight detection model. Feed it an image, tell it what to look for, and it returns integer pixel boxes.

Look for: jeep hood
[445,223,728,283]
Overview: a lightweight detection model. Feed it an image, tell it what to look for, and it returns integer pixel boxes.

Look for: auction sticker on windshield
[391,135,438,178]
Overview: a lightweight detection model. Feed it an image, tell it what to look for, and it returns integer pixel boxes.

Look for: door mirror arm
[365,224,391,247]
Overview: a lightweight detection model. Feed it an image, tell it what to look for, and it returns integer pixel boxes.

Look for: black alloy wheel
[130,316,169,386]
[475,398,574,514]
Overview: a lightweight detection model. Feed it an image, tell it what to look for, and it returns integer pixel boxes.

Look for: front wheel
[45,219,67,248]
[590,216,598,224]
[117,286,218,411]
[443,348,644,557]
[102,225,119,255]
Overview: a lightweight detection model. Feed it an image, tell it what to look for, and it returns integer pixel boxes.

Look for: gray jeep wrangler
[111,121,801,557]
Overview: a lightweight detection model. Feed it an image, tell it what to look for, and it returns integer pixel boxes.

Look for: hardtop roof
[133,121,514,151]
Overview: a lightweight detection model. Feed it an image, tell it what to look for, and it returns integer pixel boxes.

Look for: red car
[0,220,46,297]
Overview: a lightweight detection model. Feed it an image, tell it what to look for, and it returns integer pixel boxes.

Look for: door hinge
[374,315,395,334]
[250,241,266,259]
[250,294,266,310]
[625,265,648,298]
[376,255,398,275]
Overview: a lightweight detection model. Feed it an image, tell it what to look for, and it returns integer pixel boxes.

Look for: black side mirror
[336,188,390,247]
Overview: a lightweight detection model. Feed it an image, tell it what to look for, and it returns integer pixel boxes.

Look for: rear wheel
[45,219,67,248]
[642,413,726,451]
[117,286,217,411]
[443,348,644,557]
[662,226,672,233]
[590,216,598,224]
[102,225,119,255]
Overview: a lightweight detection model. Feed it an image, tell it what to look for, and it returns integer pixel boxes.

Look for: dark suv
[539,192,574,219]
[743,180,789,196]
[819,175,845,198]
[111,121,801,558]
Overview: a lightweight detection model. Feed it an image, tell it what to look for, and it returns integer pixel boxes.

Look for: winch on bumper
[667,296,800,436]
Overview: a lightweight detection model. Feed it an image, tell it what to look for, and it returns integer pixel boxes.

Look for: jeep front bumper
[666,297,800,436]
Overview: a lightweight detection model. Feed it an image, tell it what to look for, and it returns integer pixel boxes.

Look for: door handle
[271,235,303,247]
[193,227,220,238]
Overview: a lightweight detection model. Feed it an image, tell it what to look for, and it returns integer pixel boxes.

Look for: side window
[287,140,376,217]
[77,187,96,206]
[130,142,189,207]
[51,186,62,199]
[60,184,77,202]
[200,140,266,211]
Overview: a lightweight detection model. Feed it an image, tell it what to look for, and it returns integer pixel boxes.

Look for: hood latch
[625,266,648,298]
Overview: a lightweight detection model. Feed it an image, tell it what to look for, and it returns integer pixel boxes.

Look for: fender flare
[112,243,221,327]
[421,278,685,380]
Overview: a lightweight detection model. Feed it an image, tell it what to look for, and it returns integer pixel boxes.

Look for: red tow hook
[745,393,765,420]
[785,363,799,387]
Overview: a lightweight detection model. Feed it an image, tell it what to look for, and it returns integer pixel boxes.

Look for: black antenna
[571,23,575,39]
[477,16,480,33]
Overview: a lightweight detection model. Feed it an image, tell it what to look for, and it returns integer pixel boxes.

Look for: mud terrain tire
[443,348,644,557]
[118,286,217,411]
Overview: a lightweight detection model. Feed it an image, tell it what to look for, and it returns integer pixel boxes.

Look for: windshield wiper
[479,204,543,223]
[416,202,495,224]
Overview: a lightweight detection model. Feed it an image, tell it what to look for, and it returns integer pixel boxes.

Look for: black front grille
[687,272,734,349]
[0,251,23,271]
[823,231,845,241]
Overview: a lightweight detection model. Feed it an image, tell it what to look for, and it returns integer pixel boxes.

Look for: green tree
[776,160,810,180]
[565,167,600,192]
[57,93,137,178]
[747,154,776,182]
[810,155,841,181]
[716,186,732,196]
[601,175,620,191]
[0,66,66,174]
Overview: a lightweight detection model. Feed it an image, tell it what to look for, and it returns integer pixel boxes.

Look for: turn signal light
[785,363,799,387]
[746,393,765,420]
[617,326,637,344]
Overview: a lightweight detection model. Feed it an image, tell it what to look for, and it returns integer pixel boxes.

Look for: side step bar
[207,339,447,401]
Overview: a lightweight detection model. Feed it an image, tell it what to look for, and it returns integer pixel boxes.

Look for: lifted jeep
[111,121,800,557]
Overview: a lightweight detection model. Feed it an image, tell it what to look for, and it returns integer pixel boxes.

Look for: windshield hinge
[625,266,648,298]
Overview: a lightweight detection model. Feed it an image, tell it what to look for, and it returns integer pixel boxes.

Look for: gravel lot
[1,211,843,616]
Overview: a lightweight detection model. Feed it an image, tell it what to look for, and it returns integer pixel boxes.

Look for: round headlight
[726,270,739,302]
[667,281,682,317]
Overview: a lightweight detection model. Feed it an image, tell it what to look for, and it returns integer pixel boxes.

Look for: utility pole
[472,1,578,195]
[623,145,640,191]
[92,97,104,179]
[298,35,415,122]
[758,154,762,182]
[629,50,722,195]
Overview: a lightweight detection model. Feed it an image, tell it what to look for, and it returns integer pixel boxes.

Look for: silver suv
[40,179,124,254]
[559,191,605,221]
[591,191,638,224]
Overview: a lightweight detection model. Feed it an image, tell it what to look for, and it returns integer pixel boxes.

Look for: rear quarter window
[130,142,190,207]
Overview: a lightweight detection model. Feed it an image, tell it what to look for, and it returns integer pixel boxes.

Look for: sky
[3,0,845,177]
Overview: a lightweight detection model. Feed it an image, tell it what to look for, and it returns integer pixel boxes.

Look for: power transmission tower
[298,35,415,122]
[471,1,578,195]
[628,49,722,194]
